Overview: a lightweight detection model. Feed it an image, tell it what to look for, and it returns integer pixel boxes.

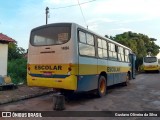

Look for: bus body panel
[76,57,131,92]
[27,74,77,90]
[27,24,79,90]
[27,23,134,93]
[77,56,98,92]
[77,74,98,92]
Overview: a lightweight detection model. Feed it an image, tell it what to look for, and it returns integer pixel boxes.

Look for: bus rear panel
[143,57,159,72]
[27,23,78,90]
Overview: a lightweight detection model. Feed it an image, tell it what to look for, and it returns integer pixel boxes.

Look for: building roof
[0,33,15,43]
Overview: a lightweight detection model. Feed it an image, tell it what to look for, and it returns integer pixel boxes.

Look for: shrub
[8,58,27,85]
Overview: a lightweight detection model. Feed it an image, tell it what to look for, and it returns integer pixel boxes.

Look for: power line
[50,0,96,9]
[77,0,88,28]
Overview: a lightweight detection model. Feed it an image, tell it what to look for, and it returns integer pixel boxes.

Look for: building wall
[0,43,8,76]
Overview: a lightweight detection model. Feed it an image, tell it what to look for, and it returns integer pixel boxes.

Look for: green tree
[7,42,27,84]
[8,58,27,84]
[105,31,160,69]
[8,42,25,60]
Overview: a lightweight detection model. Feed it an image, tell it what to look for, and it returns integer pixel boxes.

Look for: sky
[0,0,160,50]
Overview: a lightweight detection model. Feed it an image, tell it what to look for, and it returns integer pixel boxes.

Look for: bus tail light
[27,64,31,71]
[67,63,72,75]
[68,67,72,71]
[67,67,71,75]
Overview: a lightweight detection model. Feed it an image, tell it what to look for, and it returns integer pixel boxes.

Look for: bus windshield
[30,26,71,46]
[144,57,157,63]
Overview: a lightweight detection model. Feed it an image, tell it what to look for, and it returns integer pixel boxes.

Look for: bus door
[129,53,136,79]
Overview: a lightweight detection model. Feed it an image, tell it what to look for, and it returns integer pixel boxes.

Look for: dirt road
[0,73,160,120]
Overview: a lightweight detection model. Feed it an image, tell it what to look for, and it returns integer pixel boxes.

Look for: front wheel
[96,76,107,97]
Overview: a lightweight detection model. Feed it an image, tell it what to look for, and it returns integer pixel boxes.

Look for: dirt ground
[0,73,160,120]
[0,85,52,105]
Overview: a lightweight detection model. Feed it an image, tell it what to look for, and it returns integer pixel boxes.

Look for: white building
[0,33,15,76]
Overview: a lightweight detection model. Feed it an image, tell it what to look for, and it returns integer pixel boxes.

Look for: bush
[8,58,27,85]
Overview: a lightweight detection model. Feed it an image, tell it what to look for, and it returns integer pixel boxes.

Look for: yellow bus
[143,56,160,73]
[27,23,136,97]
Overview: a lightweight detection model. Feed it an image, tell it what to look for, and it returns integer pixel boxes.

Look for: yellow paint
[28,64,78,75]
[79,64,130,75]
[144,65,159,71]
[27,74,77,90]
[79,64,97,75]
[27,63,131,89]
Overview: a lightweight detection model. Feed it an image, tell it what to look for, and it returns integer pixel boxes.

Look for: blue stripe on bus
[29,73,69,78]
[29,73,127,91]
[77,75,98,92]
[76,73,127,92]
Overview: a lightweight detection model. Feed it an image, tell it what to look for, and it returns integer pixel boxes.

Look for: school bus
[27,23,136,97]
[143,56,160,73]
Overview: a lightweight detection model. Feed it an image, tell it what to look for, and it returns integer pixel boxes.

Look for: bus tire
[124,73,130,86]
[96,76,107,97]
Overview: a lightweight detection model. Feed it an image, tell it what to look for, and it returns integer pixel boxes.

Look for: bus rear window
[144,57,157,63]
[30,26,71,46]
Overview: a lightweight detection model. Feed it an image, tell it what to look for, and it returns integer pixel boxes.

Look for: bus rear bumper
[144,67,159,71]
[27,74,77,90]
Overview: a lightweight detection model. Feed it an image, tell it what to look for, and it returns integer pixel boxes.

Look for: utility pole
[46,7,49,25]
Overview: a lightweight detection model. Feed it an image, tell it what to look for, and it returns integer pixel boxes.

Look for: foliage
[8,58,27,84]
[8,42,27,84]
[8,42,25,60]
[105,31,160,69]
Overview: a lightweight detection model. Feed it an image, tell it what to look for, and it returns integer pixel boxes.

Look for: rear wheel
[96,76,107,97]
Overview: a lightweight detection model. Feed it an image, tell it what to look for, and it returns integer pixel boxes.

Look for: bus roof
[31,22,132,52]
[73,23,132,51]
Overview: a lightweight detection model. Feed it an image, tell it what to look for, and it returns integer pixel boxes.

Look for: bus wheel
[96,76,106,97]
[124,73,130,86]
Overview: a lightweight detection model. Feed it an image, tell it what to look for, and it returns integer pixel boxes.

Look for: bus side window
[108,43,117,60]
[79,31,86,43]
[118,46,121,61]
[102,39,108,58]
[118,46,125,62]
[78,31,95,57]
[86,33,94,45]
[124,49,129,62]
[98,38,103,58]
[97,38,108,58]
